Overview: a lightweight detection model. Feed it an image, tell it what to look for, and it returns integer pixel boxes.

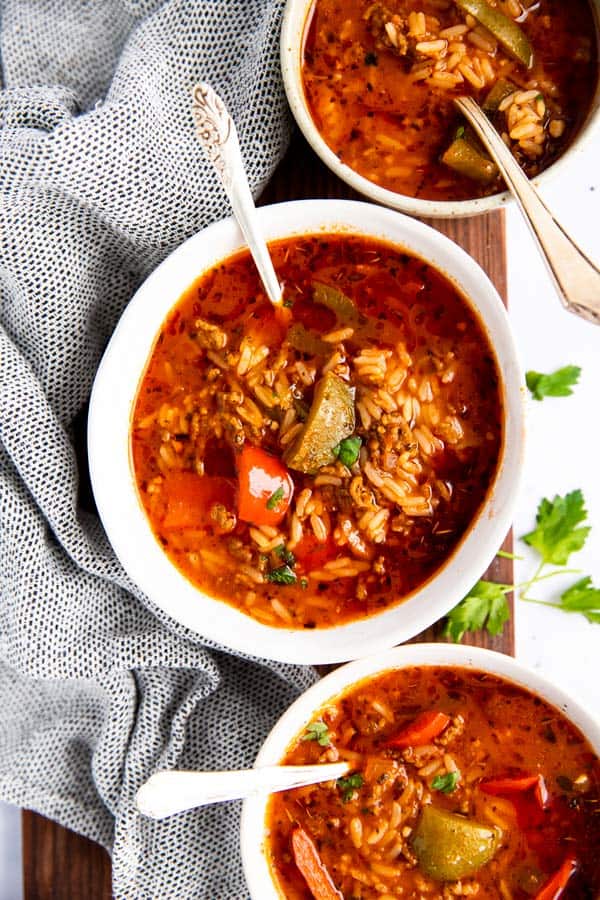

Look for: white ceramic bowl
[281,0,600,218]
[241,643,600,898]
[88,199,524,664]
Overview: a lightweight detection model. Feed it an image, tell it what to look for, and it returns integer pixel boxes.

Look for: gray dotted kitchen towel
[0,2,318,897]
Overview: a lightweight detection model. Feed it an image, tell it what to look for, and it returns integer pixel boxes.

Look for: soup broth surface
[301,0,597,201]
[132,234,502,628]
[267,666,600,899]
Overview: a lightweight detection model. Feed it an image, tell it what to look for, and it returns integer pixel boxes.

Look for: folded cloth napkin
[0,2,317,897]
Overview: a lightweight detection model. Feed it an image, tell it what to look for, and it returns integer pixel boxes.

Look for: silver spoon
[192,83,283,307]
[454,96,600,325]
[135,762,350,819]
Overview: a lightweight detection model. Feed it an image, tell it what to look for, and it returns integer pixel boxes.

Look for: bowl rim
[88,198,524,664]
[280,0,600,219]
[240,642,600,899]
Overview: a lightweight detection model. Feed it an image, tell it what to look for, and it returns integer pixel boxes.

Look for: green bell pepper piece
[284,372,355,473]
[441,136,498,183]
[412,806,502,881]
[454,0,534,68]
[313,282,358,324]
[287,323,330,357]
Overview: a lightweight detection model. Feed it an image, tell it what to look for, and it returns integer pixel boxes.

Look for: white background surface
[0,143,598,900]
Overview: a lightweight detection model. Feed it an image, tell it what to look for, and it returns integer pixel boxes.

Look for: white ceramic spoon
[455,95,600,325]
[191,83,283,307]
[135,762,350,819]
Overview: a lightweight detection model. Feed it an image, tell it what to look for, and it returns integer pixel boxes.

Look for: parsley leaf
[526,366,581,401]
[337,773,364,802]
[266,565,297,585]
[557,577,600,624]
[275,544,296,567]
[302,720,331,747]
[333,436,362,467]
[521,490,590,566]
[432,771,461,793]
[266,486,285,510]
[455,124,465,139]
[443,581,510,643]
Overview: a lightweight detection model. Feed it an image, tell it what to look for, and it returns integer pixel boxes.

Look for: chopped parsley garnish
[301,720,331,747]
[266,565,296,585]
[266,486,285,510]
[432,771,461,793]
[300,577,308,590]
[364,51,378,66]
[275,544,296,567]
[455,125,466,139]
[283,297,294,308]
[333,435,362,467]
[337,773,364,802]
[526,365,581,401]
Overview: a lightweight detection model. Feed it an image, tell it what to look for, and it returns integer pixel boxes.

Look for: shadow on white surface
[0,802,22,900]
[507,140,600,718]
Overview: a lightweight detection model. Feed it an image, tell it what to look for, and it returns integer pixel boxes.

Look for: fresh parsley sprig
[527,577,600,624]
[444,581,511,643]
[444,490,598,641]
[521,489,590,569]
[526,365,581,401]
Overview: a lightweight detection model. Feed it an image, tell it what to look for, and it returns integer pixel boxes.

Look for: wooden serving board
[21,131,513,899]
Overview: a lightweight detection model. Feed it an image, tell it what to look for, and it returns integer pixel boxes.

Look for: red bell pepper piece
[479,774,549,810]
[237,445,293,526]
[534,854,579,900]
[161,472,234,529]
[385,711,451,748]
[291,826,343,900]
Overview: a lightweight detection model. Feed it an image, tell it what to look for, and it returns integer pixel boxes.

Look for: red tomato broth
[266,666,600,899]
[301,0,598,202]
[131,234,502,629]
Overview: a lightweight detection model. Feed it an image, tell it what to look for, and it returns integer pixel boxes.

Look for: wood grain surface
[22,131,513,899]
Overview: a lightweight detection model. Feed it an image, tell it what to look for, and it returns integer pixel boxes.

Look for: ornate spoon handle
[135,762,350,819]
[192,83,283,307]
[455,96,600,325]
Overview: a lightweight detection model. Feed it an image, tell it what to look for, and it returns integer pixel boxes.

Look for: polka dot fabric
[0,2,317,897]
